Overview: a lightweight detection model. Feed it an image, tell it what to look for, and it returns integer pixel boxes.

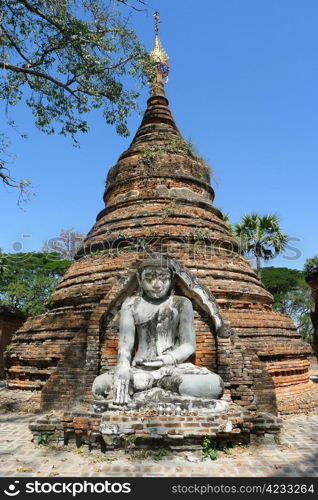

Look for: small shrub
[103,456,116,462]
[218,444,232,455]
[141,147,165,167]
[123,434,137,453]
[129,449,151,461]
[118,232,127,239]
[192,228,208,241]
[161,199,177,220]
[140,137,209,170]
[38,432,49,446]
[153,447,168,461]
[202,437,218,461]
[135,238,147,250]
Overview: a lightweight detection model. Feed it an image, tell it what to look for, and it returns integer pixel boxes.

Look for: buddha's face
[140,266,172,300]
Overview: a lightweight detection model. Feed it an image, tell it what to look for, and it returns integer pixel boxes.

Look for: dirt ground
[0,381,40,414]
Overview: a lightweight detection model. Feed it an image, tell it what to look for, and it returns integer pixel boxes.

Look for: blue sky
[1,0,317,270]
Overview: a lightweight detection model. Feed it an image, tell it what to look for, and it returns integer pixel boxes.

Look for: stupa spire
[149,11,169,96]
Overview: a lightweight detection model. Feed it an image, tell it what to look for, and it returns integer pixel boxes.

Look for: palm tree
[234,213,288,278]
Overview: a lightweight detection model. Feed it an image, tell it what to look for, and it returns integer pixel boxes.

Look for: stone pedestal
[29,403,281,452]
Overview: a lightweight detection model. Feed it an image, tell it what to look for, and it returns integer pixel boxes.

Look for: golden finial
[154,11,160,36]
[149,10,169,86]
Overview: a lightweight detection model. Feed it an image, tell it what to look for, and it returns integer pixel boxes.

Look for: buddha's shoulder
[121,296,140,310]
[171,295,193,309]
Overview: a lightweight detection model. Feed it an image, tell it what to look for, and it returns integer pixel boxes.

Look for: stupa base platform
[29,404,282,452]
[277,380,318,415]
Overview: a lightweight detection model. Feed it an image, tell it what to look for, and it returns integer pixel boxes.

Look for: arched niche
[97,255,229,375]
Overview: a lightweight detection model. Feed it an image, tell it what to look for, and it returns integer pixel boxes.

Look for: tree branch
[105,53,139,70]
[69,53,139,88]
[16,0,64,32]
[117,0,148,11]
[0,24,30,64]
[16,0,116,36]
[0,166,16,188]
[29,40,70,69]
[0,61,79,99]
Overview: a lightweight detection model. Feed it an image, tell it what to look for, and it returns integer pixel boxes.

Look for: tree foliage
[234,213,288,278]
[277,287,313,344]
[304,254,318,278]
[261,266,305,298]
[0,251,72,316]
[0,0,153,198]
[261,266,313,344]
[42,228,84,259]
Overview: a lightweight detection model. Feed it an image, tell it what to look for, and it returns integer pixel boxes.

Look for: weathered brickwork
[30,406,282,452]
[0,307,25,377]
[6,83,318,419]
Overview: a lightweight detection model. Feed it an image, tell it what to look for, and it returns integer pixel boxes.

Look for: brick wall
[0,309,25,377]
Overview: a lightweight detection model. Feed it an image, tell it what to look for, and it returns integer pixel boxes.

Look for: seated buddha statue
[92,257,224,405]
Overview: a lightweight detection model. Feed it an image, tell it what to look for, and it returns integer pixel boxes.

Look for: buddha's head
[138,257,174,300]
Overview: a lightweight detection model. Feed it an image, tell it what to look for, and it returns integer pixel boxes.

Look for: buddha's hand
[142,354,175,368]
[142,358,164,368]
[113,365,130,405]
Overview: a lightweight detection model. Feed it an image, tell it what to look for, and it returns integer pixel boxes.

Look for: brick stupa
[6,26,318,418]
